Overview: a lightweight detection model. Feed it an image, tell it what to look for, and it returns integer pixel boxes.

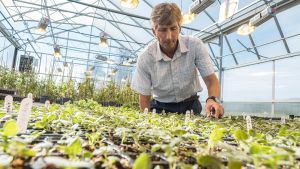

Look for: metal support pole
[12,47,18,70]
[271,60,275,117]
[219,33,224,101]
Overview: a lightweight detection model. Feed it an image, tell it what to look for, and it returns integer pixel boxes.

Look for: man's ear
[152,28,156,37]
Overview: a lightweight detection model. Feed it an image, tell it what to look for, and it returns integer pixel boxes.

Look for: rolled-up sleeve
[194,39,215,77]
[131,55,152,96]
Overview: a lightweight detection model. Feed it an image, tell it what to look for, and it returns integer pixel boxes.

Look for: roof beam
[195,0,300,42]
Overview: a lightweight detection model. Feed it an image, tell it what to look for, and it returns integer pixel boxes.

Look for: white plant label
[246,115,252,130]
[242,112,246,119]
[4,95,13,114]
[45,100,51,109]
[281,116,286,124]
[17,98,33,133]
[191,110,194,116]
[185,110,191,124]
[27,93,33,99]
[152,108,156,114]
[144,108,148,114]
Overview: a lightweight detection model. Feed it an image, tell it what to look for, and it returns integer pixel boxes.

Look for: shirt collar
[155,36,189,61]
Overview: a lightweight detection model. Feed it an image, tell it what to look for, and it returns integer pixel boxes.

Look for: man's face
[153,22,180,53]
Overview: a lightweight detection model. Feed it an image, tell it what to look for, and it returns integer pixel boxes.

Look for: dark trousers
[150,96,202,114]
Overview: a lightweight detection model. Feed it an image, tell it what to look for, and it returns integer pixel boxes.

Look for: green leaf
[82,150,93,158]
[228,159,243,169]
[233,129,248,142]
[66,137,82,157]
[3,120,19,137]
[133,153,151,169]
[209,126,226,143]
[151,144,161,152]
[171,128,187,136]
[34,121,45,129]
[197,155,223,169]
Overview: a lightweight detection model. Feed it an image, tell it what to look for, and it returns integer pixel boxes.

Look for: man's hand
[205,99,224,118]
[139,94,151,112]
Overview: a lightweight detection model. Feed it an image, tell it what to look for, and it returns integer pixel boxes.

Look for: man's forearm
[139,94,151,112]
[203,74,220,97]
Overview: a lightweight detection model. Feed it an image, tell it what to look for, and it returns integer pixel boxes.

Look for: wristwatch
[206,96,221,104]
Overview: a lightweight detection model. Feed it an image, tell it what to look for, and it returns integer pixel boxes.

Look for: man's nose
[165,29,172,39]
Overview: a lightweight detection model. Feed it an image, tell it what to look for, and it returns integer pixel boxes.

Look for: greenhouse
[0,0,299,168]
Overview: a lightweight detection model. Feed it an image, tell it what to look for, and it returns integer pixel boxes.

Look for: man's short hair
[150,3,183,28]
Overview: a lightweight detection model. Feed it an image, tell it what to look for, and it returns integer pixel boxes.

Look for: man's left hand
[205,99,224,119]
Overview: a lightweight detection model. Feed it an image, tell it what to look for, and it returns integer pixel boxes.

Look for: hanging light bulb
[120,0,139,9]
[53,45,62,58]
[237,23,255,35]
[36,17,49,34]
[99,32,108,47]
[106,58,115,64]
[182,11,195,25]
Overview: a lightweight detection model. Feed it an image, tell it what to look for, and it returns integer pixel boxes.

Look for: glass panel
[256,41,287,58]
[276,4,300,37]
[223,62,272,101]
[251,18,281,46]
[286,35,300,53]
[275,56,300,101]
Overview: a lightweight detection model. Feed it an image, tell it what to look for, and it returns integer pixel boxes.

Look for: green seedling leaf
[3,120,19,137]
[197,155,223,169]
[233,129,248,142]
[66,137,82,157]
[209,126,226,145]
[228,159,243,169]
[171,128,187,136]
[151,144,161,152]
[133,153,151,169]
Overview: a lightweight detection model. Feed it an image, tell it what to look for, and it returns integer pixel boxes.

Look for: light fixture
[99,32,108,47]
[89,66,95,71]
[36,17,49,34]
[57,67,62,73]
[249,7,275,27]
[53,45,62,58]
[237,7,275,36]
[182,11,195,25]
[63,62,68,67]
[190,0,215,14]
[120,0,139,9]
[95,54,108,61]
[237,23,255,35]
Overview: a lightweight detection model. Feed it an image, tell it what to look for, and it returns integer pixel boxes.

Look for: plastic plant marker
[45,100,51,109]
[281,116,286,124]
[27,93,33,100]
[246,115,252,131]
[144,108,148,114]
[17,98,32,133]
[185,110,191,125]
[4,95,13,114]
[152,108,156,114]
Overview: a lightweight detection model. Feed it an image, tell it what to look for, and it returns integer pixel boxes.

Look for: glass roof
[0,0,299,81]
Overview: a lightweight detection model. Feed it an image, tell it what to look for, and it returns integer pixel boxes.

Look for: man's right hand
[205,99,224,118]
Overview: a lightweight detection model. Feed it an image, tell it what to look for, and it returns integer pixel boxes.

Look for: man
[131,3,224,118]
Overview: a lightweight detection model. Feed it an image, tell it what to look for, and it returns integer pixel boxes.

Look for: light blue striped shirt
[131,36,214,103]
